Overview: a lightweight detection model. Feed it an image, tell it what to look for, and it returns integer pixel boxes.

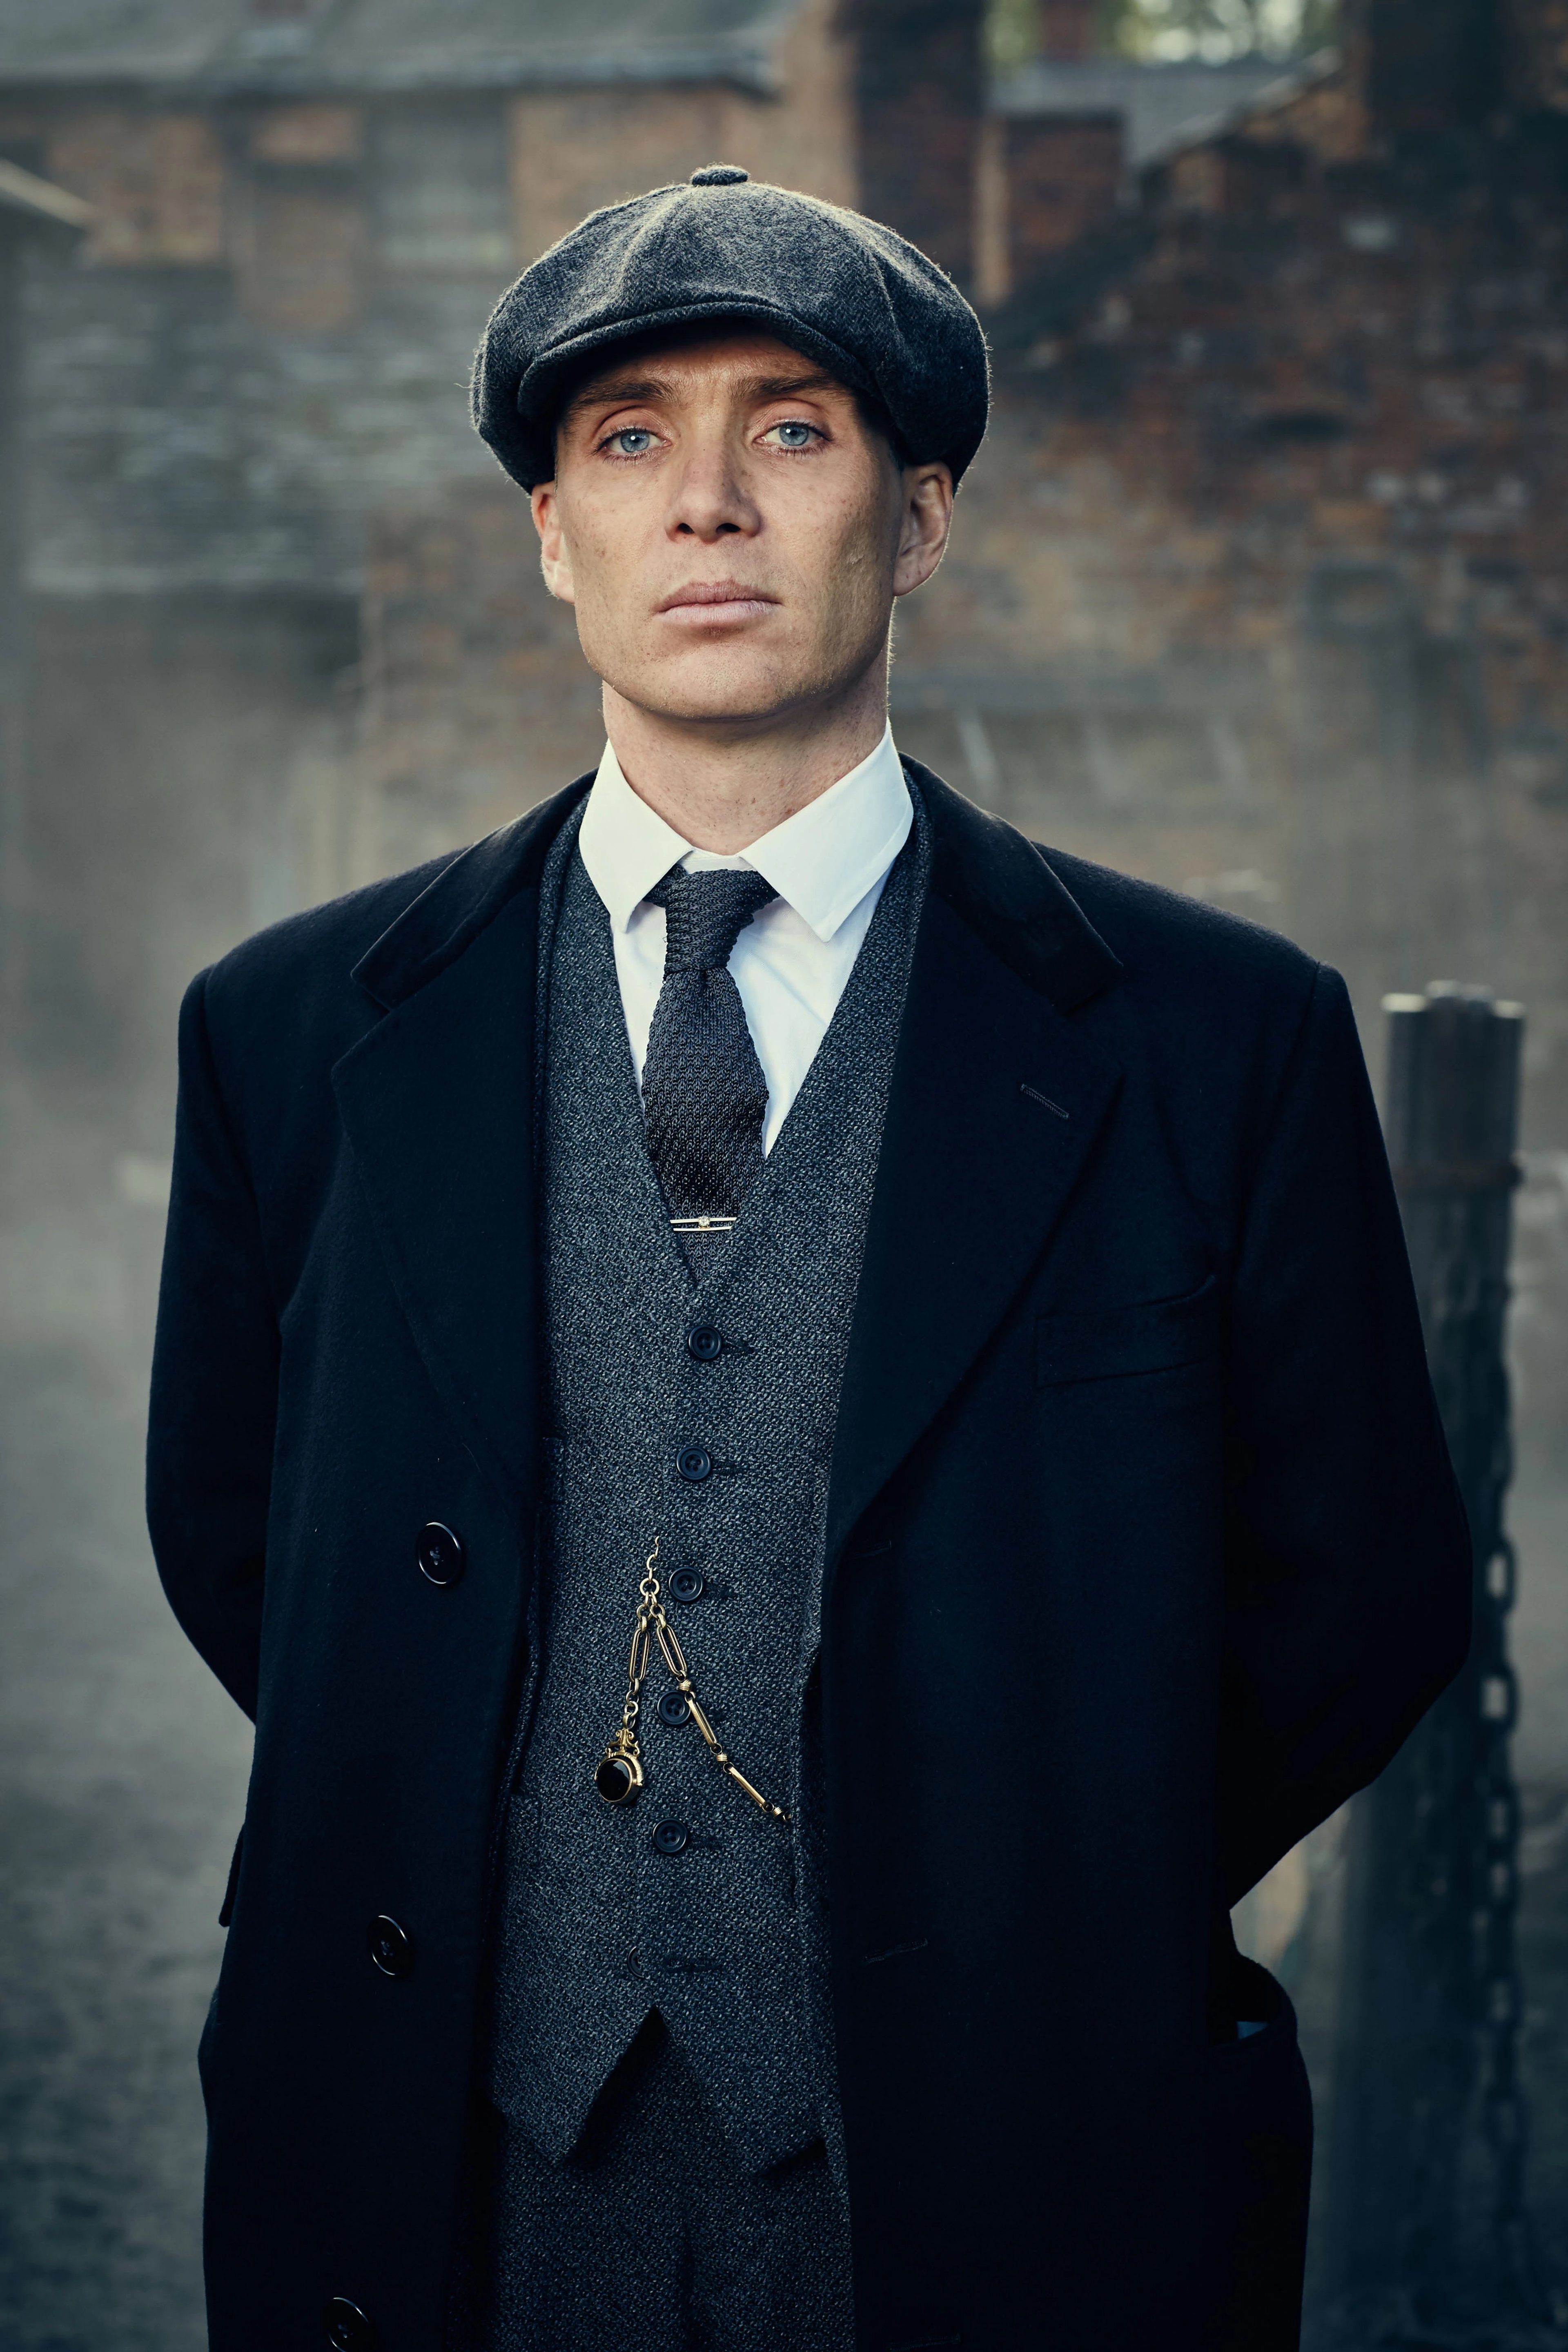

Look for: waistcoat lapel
[330,779,589,1521]
[824,762,1125,1569]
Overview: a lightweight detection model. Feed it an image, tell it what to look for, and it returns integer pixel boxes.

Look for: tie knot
[648,866,778,974]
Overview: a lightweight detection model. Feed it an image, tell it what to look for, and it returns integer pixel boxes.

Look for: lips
[656,579,780,617]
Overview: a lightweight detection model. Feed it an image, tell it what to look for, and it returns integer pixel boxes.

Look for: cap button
[690,164,749,186]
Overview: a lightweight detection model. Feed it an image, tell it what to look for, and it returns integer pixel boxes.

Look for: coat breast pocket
[1034,1274,1221,1388]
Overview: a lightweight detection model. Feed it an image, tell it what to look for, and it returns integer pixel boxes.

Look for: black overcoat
[147,762,1470,2352]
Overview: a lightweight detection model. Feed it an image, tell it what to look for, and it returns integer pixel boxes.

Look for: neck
[602,664,889,853]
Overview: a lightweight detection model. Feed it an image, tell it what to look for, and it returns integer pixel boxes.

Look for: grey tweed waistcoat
[483,797,928,2177]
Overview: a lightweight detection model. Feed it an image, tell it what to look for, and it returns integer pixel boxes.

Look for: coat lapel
[330,780,589,1521]
[824,764,1125,1566]
[327,758,1118,1554]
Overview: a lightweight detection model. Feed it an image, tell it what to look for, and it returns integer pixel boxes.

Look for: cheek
[809,505,895,625]
[557,520,637,636]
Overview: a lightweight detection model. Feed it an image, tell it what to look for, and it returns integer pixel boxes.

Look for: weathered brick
[249,105,363,166]
[231,182,367,332]
[508,0,854,265]
[47,110,224,267]
[1005,115,1123,279]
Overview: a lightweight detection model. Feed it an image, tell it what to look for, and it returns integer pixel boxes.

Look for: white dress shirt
[576,724,913,1154]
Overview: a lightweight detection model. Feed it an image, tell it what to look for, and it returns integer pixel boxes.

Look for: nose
[665,424,762,543]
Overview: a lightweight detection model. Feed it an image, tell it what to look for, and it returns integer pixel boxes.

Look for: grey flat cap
[472,165,990,490]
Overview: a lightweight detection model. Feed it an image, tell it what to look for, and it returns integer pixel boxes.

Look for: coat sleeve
[146,967,279,1722]
[1217,962,1471,1903]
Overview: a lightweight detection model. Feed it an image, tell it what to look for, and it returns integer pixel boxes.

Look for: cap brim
[517,298,881,429]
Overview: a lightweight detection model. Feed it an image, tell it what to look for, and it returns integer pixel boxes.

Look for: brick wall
[46,110,224,266]
[1508,0,1568,108]
[356,487,600,878]
[1363,0,1508,131]
[1003,115,1123,282]
[509,0,855,261]
[900,93,1568,1136]
[850,0,987,285]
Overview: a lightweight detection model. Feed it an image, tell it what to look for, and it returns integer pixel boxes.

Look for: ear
[892,461,954,600]
[531,481,577,605]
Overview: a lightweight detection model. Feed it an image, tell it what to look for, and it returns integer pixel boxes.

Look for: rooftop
[992,50,1338,167]
[0,0,801,96]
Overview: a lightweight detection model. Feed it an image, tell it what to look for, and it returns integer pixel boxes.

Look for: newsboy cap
[471,164,990,490]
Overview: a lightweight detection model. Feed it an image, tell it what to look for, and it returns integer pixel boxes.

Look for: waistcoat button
[325,2299,374,2350]
[652,1820,690,1855]
[669,1566,706,1603]
[416,1521,465,1586]
[658,1689,691,1725]
[676,1444,713,1483]
[686,1324,724,1362]
[368,1915,416,1979]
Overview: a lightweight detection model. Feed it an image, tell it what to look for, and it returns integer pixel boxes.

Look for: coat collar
[330,777,589,1523]
[334,758,1124,1534]
[911,757,1121,1012]
[351,759,1121,1020]
[350,774,593,1013]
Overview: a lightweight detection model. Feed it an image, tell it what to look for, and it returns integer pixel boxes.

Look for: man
[148,169,1469,2352]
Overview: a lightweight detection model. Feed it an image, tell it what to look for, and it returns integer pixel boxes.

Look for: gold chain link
[593,1537,790,1824]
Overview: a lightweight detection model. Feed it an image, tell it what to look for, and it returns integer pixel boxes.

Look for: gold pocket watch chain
[594,1538,790,1825]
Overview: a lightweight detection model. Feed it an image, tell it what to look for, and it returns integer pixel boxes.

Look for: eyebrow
[564,368,845,421]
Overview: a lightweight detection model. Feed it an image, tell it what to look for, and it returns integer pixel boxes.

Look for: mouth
[656,579,781,626]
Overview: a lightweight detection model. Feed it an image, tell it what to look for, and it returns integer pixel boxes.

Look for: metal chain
[593,1537,790,1825]
[1366,1185,1567,2348]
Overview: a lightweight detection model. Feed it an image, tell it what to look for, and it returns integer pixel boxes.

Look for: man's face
[531,327,953,731]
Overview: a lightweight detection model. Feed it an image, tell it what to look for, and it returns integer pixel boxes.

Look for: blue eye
[608,428,655,456]
[772,420,814,448]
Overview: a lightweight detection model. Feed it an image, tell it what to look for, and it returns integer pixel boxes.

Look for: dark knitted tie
[641,865,778,1247]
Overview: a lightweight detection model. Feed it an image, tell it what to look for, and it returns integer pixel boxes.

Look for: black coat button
[652,1820,690,1855]
[416,1521,465,1587]
[669,1566,705,1603]
[686,1324,724,1363]
[368,1915,415,1979]
[676,1445,713,1483]
[658,1689,691,1726]
[325,2298,374,2350]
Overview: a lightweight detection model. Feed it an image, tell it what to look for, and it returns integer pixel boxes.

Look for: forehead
[562,325,849,411]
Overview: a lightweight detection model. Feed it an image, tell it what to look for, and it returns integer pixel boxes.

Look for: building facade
[2,0,1568,1172]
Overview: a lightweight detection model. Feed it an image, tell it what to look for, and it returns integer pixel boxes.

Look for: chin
[604,649,853,729]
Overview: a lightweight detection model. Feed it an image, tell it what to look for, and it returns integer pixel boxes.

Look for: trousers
[471,2015,857,2352]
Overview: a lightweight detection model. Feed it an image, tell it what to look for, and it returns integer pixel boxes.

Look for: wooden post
[1323,984,1557,2343]
[0,213,25,1027]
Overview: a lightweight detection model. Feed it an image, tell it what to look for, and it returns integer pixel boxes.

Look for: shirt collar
[576,722,913,946]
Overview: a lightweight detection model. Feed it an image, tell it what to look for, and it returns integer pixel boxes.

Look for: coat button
[686,1324,724,1363]
[652,1820,690,1855]
[324,2298,374,2350]
[368,1915,415,1979]
[676,1445,713,1483]
[669,1566,705,1603]
[416,1521,465,1586]
[658,1689,691,1726]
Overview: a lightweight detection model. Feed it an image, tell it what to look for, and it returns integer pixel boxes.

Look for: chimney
[1040,0,1098,60]
[1351,0,1507,136]
[850,0,988,288]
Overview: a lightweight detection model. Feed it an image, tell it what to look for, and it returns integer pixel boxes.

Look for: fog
[4,0,1568,2342]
